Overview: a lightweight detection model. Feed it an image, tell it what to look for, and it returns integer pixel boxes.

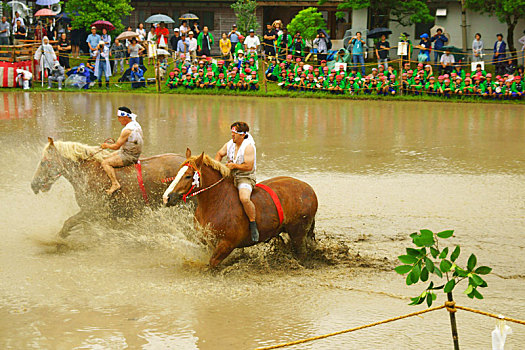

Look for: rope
[255,302,525,350]
[455,305,525,326]
[255,305,446,350]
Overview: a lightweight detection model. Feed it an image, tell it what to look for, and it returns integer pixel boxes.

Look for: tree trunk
[447,292,460,350]
[507,16,518,60]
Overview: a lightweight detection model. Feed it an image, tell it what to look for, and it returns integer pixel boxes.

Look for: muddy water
[1,92,524,349]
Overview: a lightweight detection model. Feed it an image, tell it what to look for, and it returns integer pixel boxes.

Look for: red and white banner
[0,61,33,87]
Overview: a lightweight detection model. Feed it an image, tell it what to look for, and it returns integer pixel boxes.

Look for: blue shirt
[86,33,101,50]
[177,38,189,53]
[229,31,240,43]
[430,34,448,49]
[351,38,364,55]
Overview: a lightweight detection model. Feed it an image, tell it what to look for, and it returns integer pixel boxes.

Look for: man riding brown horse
[101,106,143,194]
[215,121,259,242]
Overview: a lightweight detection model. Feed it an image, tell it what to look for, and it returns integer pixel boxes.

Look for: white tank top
[226,134,256,173]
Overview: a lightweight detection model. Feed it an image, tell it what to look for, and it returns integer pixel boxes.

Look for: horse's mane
[186,154,231,178]
[46,141,111,163]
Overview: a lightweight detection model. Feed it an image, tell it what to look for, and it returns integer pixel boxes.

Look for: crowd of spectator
[3,12,524,100]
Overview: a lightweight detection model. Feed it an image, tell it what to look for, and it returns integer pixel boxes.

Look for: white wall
[386,4,525,58]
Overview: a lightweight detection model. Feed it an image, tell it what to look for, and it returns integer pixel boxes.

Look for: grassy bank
[2,58,524,105]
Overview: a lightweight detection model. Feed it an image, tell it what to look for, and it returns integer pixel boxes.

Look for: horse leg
[209,239,235,268]
[58,211,86,238]
[287,218,315,259]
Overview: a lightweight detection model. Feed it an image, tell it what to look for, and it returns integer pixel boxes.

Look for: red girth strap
[135,160,149,204]
[255,183,284,225]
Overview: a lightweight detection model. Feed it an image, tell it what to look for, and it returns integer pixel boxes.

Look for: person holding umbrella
[94,40,111,88]
[155,22,169,48]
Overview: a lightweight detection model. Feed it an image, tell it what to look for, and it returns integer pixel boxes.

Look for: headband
[117,110,137,121]
[231,127,246,135]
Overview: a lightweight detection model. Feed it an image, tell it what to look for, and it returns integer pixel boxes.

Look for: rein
[84,138,116,162]
[181,162,225,202]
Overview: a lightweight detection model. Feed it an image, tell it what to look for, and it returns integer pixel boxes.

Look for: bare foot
[106,184,121,195]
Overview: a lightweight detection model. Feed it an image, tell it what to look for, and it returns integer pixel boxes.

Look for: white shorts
[238,183,253,191]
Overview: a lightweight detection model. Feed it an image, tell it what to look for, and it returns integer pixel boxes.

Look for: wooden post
[447,293,460,350]
[263,61,267,93]
[398,58,403,96]
[155,55,160,92]
[31,45,35,76]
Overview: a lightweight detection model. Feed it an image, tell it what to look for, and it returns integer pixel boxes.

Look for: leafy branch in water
[395,229,492,307]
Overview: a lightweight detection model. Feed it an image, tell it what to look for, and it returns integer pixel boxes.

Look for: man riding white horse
[100,107,143,194]
[215,121,259,242]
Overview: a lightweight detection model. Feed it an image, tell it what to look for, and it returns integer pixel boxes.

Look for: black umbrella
[442,45,467,62]
[367,27,392,39]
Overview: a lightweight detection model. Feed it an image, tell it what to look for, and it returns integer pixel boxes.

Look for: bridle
[180,162,224,202]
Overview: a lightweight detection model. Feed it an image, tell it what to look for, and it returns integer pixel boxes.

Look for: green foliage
[395,229,492,306]
[465,0,525,52]
[318,0,433,26]
[231,0,259,36]
[287,7,327,45]
[65,0,134,32]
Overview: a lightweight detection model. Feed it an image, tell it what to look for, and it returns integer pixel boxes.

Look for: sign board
[334,62,347,71]
[397,42,408,56]
[471,61,484,72]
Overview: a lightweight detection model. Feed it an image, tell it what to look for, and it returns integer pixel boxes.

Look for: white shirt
[123,120,143,144]
[226,134,256,171]
[244,35,260,50]
[519,35,525,51]
[440,53,455,65]
[12,16,24,27]
[179,25,189,35]
[136,28,146,41]
[187,37,197,51]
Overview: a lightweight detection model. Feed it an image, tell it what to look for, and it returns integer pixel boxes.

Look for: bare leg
[239,188,255,221]
[101,153,124,194]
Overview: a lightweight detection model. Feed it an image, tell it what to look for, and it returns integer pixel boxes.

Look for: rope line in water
[255,302,525,349]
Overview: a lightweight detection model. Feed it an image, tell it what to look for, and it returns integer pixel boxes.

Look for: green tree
[318,0,433,26]
[231,0,259,36]
[287,7,327,46]
[395,229,492,350]
[465,0,525,58]
[65,0,134,32]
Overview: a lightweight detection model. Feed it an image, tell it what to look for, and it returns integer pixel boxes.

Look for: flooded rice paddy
[0,92,524,349]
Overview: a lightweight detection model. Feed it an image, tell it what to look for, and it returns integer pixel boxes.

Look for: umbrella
[55,12,73,22]
[442,45,467,62]
[92,20,115,31]
[367,27,392,39]
[145,14,175,24]
[35,8,56,17]
[179,13,199,20]
[156,48,170,56]
[116,31,139,41]
[36,0,59,5]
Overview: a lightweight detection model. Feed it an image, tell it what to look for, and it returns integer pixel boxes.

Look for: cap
[218,60,224,64]
[169,72,176,77]
[245,68,251,73]
[188,31,194,35]
[233,24,237,27]
[288,72,294,77]
[321,60,326,63]
[249,29,254,33]
[390,74,396,79]
[429,76,435,80]
[237,49,244,54]
[420,33,429,39]
[91,26,97,30]
[286,55,292,59]
[174,28,179,32]
[219,73,224,77]
[336,75,342,79]
[240,73,245,77]
[438,75,444,79]
[486,73,492,77]
[301,73,306,78]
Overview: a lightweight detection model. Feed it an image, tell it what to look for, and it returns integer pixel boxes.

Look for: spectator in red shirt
[155,22,169,48]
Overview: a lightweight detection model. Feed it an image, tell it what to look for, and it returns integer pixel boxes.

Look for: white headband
[117,110,137,121]
[231,128,246,135]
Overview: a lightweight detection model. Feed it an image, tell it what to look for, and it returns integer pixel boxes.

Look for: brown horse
[163,149,318,267]
[31,137,186,238]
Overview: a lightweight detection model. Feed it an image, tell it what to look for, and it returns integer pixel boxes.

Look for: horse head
[163,148,204,206]
[31,137,64,194]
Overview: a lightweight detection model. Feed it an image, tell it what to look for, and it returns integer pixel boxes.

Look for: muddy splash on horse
[163,149,318,267]
[31,137,185,238]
